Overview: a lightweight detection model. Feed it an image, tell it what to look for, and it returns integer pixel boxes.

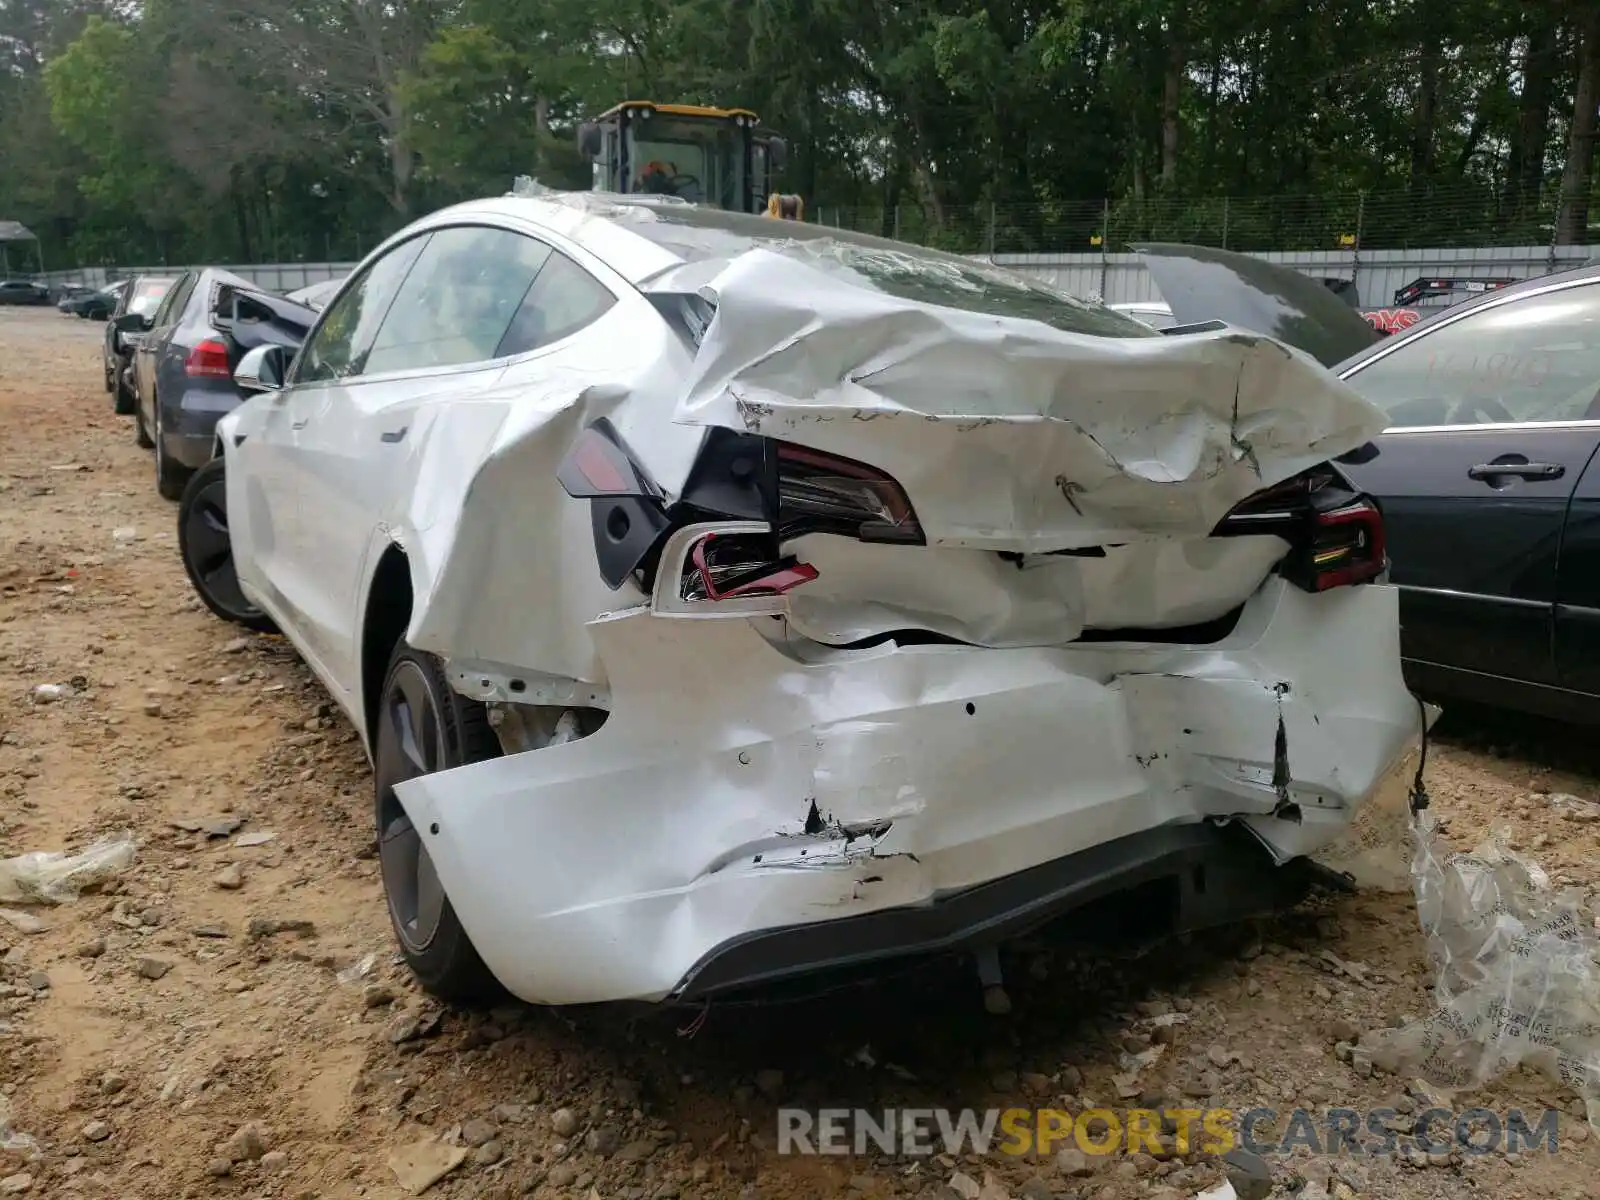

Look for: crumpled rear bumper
[394,578,1420,1006]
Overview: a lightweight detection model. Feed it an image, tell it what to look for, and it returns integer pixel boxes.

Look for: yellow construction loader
[576,101,804,218]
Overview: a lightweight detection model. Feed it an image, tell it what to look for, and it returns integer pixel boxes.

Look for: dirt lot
[4,305,1600,1200]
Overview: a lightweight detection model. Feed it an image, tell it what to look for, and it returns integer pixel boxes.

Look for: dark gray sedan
[124,267,318,499]
[0,278,50,305]
[1140,246,1600,723]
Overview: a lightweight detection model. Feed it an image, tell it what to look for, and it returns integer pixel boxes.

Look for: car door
[243,232,434,687]
[134,273,193,429]
[1336,276,1600,706]
[283,224,618,694]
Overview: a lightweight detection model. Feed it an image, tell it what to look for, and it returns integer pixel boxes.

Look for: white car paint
[212,190,1422,1006]
[400,576,1418,1005]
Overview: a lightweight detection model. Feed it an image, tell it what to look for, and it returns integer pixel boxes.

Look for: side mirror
[111,312,148,334]
[235,344,290,394]
[577,121,602,158]
[766,136,788,172]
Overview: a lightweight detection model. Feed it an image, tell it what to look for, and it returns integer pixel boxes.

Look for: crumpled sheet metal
[676,248,1389,554]
[1367,815,1600,1125]
[393,233,1387,687]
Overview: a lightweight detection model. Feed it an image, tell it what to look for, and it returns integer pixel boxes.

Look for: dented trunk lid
[655,246,1388,556]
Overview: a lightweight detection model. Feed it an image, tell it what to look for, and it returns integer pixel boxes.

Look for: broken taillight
[1213,466,1386,593]
[1299,499,1386,591]
[686,533,818,601]
[775,442,924,545]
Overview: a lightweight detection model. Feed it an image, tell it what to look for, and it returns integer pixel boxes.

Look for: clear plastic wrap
[1367,813,1600,1125]
[0,1095,38,1158]
[0,834,137,905]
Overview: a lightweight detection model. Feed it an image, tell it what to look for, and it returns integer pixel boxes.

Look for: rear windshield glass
[590,202,1153,339]
[129,279,174,317]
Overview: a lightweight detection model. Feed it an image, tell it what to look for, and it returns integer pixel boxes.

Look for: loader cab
[577,102,788,216]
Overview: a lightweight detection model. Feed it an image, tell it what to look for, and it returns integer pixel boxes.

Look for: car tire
[177,457,277,634]
[133,396,154,449]
[102,362,114,394]
[374,641,502,1002]
[154,402,190,501]
[112,366,134,415]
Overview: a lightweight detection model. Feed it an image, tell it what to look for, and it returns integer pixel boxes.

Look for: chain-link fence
[810,181,1600,255]
[37,180,1597,291]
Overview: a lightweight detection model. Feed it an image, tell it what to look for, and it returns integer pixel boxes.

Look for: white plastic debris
[0,834,137,905]
[0,1095,38,1158]
[1366,813,1600,1125]
[111,526,137,544]
[337,953,379,985]
[27,684,64,705]
[1195,1182,1238,1200]
[0,909,46,935]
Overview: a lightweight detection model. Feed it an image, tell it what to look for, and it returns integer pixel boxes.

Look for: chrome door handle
[1467,461,1564,481]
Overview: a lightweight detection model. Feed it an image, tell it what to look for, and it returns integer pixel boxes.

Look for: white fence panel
[42,244,1599,312]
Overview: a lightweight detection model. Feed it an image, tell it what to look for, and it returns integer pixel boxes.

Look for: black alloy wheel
[373,642,501,1000]
[176,457,276,632]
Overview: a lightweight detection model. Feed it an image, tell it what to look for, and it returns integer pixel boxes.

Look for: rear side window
[496,250,617,357]
[294,235,431,384]
[363,226,554,375]
[152,274,194,326]
[1343,282,1600,427]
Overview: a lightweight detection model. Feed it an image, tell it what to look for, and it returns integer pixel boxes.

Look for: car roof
[390,191,1019,286]
[1335,259,1600,374]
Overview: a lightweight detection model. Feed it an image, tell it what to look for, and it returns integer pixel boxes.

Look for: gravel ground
[2,304,1600,1200]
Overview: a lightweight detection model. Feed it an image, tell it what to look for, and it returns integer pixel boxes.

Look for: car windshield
[599,203,1153,339]
[129,279,174,317]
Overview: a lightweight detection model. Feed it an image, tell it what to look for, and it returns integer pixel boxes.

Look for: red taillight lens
[1306,499,1386,591]
[1213,466,1387,592]
[185,339,231,378]
[687,533,818,601]
[775,442,923,545]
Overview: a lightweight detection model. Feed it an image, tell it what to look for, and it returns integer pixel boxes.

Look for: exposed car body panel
[204,193,1420,1006]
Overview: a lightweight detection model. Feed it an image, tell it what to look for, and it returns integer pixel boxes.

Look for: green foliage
[0,0,1596,268]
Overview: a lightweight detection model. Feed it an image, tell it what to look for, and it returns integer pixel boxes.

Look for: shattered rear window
[602,203,1154,339]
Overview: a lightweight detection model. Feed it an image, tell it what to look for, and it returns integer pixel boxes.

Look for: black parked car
[1138,245,1600,723]
[121,267,317,499]
[0,278,50,306]
[55,284,98,312]
[102,275,177,414]
[63,279,129,319]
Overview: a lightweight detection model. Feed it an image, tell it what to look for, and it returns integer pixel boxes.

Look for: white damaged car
[176,191,1423,1007]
